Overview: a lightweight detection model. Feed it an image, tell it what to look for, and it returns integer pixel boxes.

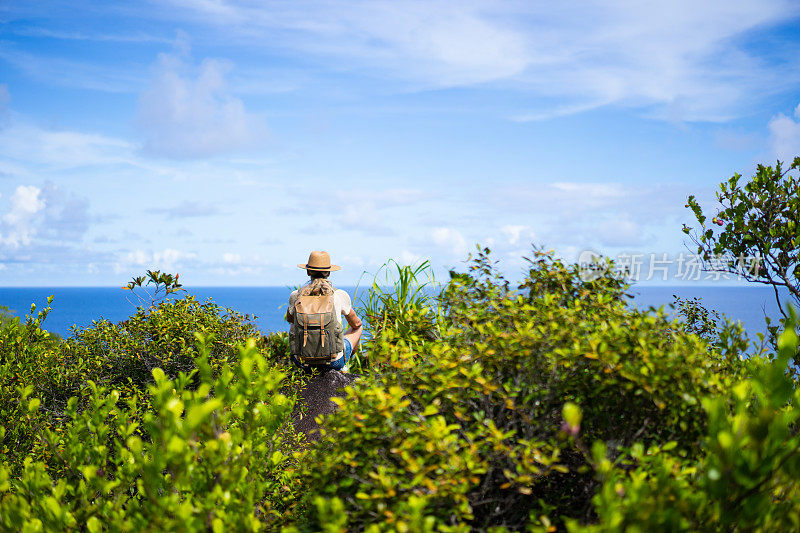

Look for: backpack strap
[302,314,324,348]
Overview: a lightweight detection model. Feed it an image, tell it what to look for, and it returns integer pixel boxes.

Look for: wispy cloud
[431,226,467,256]
[0,121,137,172]
[0,182,91,252]
[5,1,799,121]
[136,41,266,158]
[0,185,45,247]
[768,103,800,163]
[166,0,531,86]
[335,188,428,236]
[39,182,91,242]
[0,43,148,93]
[501,224,536,246]
[0,84,9,125]
[116,247,197,274]
[483,180,686,253]
[145,201,221,219]
[9,26,173,44]
[161,0,800,121]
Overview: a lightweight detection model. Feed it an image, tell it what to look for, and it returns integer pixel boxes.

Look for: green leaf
[27,398,40,412]
[87,517,102,533]
[562,402,582,428]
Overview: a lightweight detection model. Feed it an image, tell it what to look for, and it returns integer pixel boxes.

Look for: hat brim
[297,263,341,271]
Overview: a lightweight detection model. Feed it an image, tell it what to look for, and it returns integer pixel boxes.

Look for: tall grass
[349,259,440,372]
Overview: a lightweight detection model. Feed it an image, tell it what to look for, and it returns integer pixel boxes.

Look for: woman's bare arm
[345,309,362,331]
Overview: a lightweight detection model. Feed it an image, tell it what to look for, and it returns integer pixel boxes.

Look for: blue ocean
[0,285,794,343]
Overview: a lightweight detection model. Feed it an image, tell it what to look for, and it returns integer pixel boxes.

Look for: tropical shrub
[0,334,301,530]
[684,157,800,319]
[672,295,723,344]
[291,247,757,531]
[0,305,13,330]
[2,255,799,532]
[0,298,63,471]
[67,294,261,388]
[0,274,308,531]
[0,289,287,471]
[584,308,800,532]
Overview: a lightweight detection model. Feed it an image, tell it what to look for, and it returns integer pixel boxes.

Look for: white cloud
[595,215,646,247]
[496,181,682,221]
[38,183,90,242]
[118,248,196,273]
[168,0,530,87]
[5,1,796,123]
[3,186,44,225]
[0,46,147,93]
[340,1,530,86]
[501,224,536,246]
[0,122,136,171]
[154,249,192,269]
[431,226,467,256]
[165,0,800,121]
[294,187,428,236]
[1,185,46,247]
[222,252,242,264]
[124,249,150,266]
[768,103,800,163]
[485,180,685,254]
[0,182,93,275]
[137,44,265,158]
[399,249,422,266]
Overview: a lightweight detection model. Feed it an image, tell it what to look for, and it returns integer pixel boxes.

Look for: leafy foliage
[672,295,722,343]
[2,256,800,531]
[584,308,800,532]
[684,157,800,317]
[0,273,307,531]
[123,269,185,308]
[0,306,14,330]
[0,335,300,530]
[1,290,271,470]
[291,247,764,531]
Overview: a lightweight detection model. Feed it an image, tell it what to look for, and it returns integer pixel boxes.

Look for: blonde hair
[298,277,335,297]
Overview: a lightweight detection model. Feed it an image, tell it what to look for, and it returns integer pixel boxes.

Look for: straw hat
[297,250,341,272]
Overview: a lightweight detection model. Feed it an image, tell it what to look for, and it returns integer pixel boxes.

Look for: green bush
[66,295,261,388]
[0,334,300,530]
[0,290,290,471]
[584,308,800,532]
[292,247,762,531]
[0,276,308,530]
[2,255,799,531]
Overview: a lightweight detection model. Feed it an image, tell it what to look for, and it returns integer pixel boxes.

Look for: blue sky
[1,0,800,286]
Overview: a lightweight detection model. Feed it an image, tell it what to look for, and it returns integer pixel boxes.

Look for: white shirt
[288,286,352,358]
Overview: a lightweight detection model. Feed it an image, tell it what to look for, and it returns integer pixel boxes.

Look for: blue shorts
[329,339,353,370]
[292,338,353,371]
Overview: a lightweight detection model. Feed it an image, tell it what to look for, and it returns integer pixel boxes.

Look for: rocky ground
[292,369,359,441]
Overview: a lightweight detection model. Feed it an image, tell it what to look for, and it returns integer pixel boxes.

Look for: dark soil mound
[293,369,359,441]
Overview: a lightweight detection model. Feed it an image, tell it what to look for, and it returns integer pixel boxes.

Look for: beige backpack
[290,293,344,364]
